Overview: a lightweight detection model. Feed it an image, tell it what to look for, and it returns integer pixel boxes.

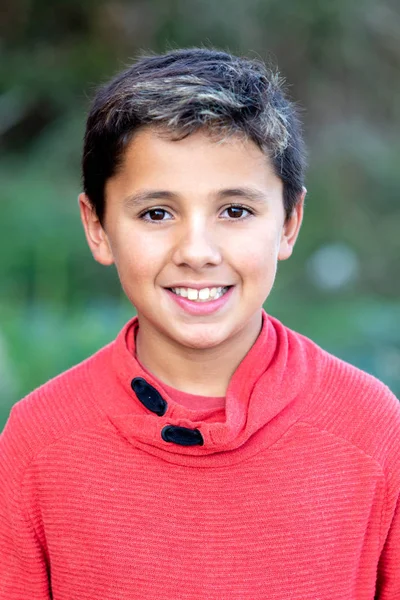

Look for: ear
[78,193,114,266]
[278,187,306,261]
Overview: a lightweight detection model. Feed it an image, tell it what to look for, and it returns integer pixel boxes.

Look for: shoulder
[283,321,400,478]
[0,340,114,479]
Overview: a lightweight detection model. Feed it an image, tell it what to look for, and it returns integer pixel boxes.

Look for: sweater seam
[378,479,389,559]
[8,412,113,556]
[296,419,388,479]
[6,348,111,486]
[296,419,389,552]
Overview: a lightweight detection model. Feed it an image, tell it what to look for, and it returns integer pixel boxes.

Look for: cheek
[112,230,168,282]
[229,229,278,281]
[243,251,277,287]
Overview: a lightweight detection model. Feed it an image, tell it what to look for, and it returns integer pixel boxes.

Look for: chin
[173,326,231,350]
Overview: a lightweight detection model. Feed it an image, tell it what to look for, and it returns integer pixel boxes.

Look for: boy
[1,48,399,599]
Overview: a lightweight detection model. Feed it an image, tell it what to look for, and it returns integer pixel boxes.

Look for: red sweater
[1,311,400,599]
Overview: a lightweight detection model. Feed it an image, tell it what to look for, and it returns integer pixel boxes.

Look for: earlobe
[78,193,114,266]
[277,187,306,261]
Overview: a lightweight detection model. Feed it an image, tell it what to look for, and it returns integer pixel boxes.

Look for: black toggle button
[131,377,167,416]
[161,425,204,446]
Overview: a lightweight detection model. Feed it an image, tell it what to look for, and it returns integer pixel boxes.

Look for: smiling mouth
[167,286,232,302]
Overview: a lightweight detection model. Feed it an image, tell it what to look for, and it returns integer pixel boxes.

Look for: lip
[164,285,235,316]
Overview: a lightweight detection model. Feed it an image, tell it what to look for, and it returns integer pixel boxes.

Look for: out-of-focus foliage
[1,0,399,427]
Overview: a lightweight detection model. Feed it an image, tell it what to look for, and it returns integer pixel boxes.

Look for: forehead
[107,127,283,200]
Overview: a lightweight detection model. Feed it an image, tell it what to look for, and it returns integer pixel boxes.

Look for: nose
[171,219,222,270]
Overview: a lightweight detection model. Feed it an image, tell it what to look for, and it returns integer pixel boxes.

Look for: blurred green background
[1,0,399,428]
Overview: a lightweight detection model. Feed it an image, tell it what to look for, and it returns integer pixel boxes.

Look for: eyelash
[138,204,255,223]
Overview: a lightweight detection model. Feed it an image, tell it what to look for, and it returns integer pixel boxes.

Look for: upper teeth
[171,286,229,301]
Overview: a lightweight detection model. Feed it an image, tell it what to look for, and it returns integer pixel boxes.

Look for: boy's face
[80,127,304,352]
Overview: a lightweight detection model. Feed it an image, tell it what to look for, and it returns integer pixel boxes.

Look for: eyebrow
[123,187,268,208]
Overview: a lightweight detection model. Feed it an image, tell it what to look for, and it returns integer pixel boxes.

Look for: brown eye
[221,205,252,219]
[227,206,244,218]
[140,208,173,222]
[148,209,166,220]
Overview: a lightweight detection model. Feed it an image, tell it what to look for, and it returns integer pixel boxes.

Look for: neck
[135,312,263,397]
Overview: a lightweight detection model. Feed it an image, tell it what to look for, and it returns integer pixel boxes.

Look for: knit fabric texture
[1,310,400,599]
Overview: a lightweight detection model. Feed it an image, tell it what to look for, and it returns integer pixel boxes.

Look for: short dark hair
[82,48,306,224]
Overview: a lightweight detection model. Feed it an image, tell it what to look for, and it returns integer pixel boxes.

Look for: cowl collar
[108,310,317,466]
